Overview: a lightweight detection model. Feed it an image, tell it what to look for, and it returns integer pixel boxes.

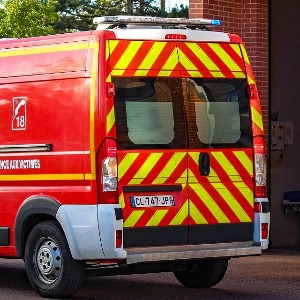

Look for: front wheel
[174,259,228,288]
[24,220,85,298]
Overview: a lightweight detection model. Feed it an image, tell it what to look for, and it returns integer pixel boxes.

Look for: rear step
[86,242,261,276]
[126,241,261,264]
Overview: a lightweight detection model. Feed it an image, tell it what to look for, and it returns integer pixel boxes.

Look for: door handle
[199,152,210,176]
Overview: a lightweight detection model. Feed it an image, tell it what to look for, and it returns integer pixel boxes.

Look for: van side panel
[0,33,100,256]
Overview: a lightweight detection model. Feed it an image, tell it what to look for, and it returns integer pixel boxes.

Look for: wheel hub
[35,238,62,284]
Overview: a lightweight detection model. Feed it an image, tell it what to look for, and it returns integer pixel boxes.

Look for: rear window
[184,78,252,148]
[113,77,186,149]
[113,77,251,150]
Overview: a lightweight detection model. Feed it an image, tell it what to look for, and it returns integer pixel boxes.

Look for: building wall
[189,0,269,145]
[270,0,300,247]
[189,0,300,248]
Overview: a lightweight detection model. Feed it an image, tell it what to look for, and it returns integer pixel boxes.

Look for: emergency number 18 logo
[12,97,27,130]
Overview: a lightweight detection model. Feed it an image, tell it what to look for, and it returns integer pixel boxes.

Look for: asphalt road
[0,251,300,299]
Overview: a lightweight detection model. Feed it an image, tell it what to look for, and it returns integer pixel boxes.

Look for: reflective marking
[251,106,264,131]
[230,44,243,58]
[192,183,230,223]
[233,151,253,176]
[158,70,173,76]
[240,45,250,64]
[186,71,203,77]
[0,174,84,181]
[0,151,90,157]
[130,153,163,184]
[233,182,254,206]
[207,167,221,183]
[185,43,219,70]
[134,70,149,76]
[138,42,166,69]
[176,170,187,184]
[124,210,145,227]
[189,200,208,224]
[89,42,99,180]
[146,210,168,226]
[118,153,139,180]
[106,106,115,134]
[0,43,89,57]
[108,40,119,57]
[212,183,251,222]
[232,72,246,78]
[111,69,125,76]
[114,41,143,70]
[211,71,225,77]
[119,192,126,209]
[153,152,186,184]
[212,152,240,177]
[162,48,179,70]
[209,44,242,71]
[170,200,188,225]
[177,48,199,71]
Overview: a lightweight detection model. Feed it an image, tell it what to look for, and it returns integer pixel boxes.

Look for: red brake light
[165,34,186,40]
[261,223,269,239]
[116,230,122,248]
[255,186,267,198]
[254,202,261,213]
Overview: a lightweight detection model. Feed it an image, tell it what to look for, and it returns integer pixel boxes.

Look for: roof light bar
[93,15,221,27]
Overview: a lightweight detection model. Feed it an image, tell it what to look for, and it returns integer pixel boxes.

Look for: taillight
[97,138,118,204]
[254,136,267,198]
[261,223,269,239]
[102,157,117,191]
[115,230,122,248]
[254,202,261,212]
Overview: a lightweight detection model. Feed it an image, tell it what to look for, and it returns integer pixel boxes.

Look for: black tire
[174,259,228,288]
[24,220,85,298]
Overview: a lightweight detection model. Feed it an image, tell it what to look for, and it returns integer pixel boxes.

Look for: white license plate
[130,195,174,208]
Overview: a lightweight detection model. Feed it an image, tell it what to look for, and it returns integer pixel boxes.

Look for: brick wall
[189,0,269,147]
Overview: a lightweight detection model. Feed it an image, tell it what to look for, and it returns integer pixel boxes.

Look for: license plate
[130,195,174,208]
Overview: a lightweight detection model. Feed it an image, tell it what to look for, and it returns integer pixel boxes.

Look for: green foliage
[167,4,189,18]
[0,0,58,38]
[54,0,125,33]
[0,0,189,38]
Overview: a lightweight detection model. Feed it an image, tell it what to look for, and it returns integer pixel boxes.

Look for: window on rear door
[183,78,252,149]
[113,77,186,150]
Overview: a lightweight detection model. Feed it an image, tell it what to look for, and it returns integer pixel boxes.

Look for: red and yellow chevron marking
[251,99,264,136]
[107,40,180,77]
[188,149,254,225]
[240,45,264,136]
[106,40,247,79]
[177,42,246,78]
[106,96,116,136]
[117,151,189,228]
[117,149,254,228]
[106,39,260,228]
[105,39,264,136]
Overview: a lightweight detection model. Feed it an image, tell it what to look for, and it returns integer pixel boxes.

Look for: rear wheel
[24,220,85,298]
[174,259,228,288]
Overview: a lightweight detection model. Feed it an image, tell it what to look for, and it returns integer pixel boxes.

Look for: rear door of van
[107,40,189,247]
[107,39,254,248]
[177,42,255,244]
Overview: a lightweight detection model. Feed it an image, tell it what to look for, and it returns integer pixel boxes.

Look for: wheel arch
[15,196,61,258]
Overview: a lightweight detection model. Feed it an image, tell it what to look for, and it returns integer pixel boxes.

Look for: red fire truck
[0,16,270,298]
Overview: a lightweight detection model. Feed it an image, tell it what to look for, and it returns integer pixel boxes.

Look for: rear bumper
[126,241,261,265]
